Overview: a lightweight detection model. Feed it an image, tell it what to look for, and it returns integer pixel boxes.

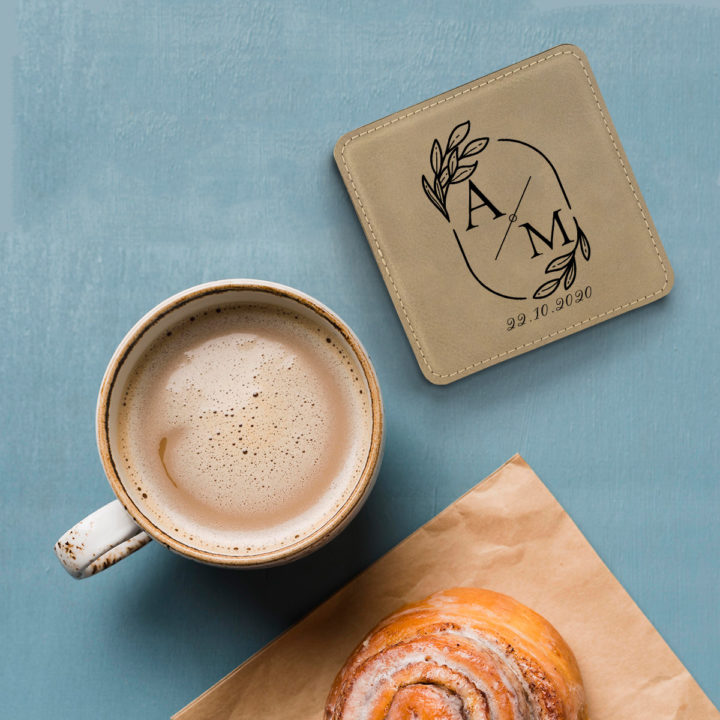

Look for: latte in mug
[116,303,373,556]
[55,281,383,577]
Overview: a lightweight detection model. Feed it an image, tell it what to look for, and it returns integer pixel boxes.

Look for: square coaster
[334,45,673,384]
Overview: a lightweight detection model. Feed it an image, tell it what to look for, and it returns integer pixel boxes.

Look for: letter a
[467,179,506,230]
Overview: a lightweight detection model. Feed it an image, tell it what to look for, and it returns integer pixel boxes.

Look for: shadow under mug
[54,280,384,578]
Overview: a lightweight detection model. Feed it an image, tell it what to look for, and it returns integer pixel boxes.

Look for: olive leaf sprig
[422,121,488,222]
[533,219,591,299]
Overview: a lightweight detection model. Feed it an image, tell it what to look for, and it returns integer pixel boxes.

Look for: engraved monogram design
[422,121,591,301]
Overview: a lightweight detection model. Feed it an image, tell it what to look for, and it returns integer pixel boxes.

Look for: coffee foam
[115,302,373,556]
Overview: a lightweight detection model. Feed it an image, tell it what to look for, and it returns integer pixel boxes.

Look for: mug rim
[96,279,384,567]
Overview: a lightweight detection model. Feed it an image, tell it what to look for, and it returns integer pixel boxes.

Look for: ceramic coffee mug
[54,280,384,578]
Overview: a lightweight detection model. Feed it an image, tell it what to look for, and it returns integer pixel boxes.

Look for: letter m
[519,209,573,258]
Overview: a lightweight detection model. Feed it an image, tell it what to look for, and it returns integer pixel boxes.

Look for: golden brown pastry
[325,587,587,720]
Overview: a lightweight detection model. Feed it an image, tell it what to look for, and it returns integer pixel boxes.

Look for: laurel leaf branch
[422,122,488,221]
[532,219,591,299]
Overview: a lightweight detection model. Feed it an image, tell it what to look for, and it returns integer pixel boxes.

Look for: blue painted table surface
[2,1,719,717]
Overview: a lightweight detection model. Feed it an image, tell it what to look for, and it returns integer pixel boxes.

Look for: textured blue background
[2,1,718,717]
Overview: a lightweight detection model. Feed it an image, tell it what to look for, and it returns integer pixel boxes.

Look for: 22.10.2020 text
[506,286,592,331]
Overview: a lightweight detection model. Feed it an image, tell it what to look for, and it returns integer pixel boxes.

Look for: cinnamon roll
[325,588,587,720]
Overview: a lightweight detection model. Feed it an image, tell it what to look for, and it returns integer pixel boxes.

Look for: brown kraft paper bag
[174,455,718,720]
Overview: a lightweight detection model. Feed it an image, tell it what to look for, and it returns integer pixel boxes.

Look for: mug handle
[54,500,152,579]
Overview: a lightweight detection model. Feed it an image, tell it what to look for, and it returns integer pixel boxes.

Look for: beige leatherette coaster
[334,45,674,384]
